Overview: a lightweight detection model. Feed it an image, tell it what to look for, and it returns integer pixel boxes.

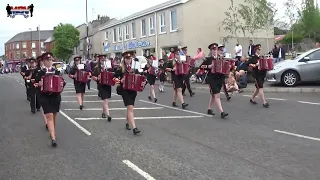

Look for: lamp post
[86,0,90,59]
[37,25,41,56]
[29,28,32,58]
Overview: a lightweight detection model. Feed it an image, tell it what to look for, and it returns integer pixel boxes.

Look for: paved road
[1,73,320,180]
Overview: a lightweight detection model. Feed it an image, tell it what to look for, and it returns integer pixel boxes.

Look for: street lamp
[29,28,32,58]
[85,0,89,59]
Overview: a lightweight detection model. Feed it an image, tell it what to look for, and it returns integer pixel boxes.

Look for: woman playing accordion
[200,43,228,118]
[68,56,88,110]
[113,51,146,135]
[143,55,157,103]
[34,52,66,147]
[92,54,113,121]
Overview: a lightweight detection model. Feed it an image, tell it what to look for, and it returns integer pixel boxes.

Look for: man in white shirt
[234,43,243,64]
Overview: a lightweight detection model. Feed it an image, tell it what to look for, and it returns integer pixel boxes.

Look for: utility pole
[37,25,41,56]
[29,28,32,57]
[86,0,90,59]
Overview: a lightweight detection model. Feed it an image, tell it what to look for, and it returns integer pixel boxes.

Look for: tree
[52,23,80,62]
[299,0,320,39]
[219,0,246,42]
[284,0,299,49]
[280,33,304,44]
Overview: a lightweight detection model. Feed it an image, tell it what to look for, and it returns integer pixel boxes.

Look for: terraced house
[99,0,274,58]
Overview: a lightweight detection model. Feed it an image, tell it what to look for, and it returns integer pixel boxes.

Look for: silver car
[266,48,320,86]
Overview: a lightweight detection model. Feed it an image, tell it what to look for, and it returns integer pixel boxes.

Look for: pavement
[163,81,320,93]
[1,73,320,180]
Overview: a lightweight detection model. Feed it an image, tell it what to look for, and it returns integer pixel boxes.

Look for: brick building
[44,36,55,52]
[4,30,53,60]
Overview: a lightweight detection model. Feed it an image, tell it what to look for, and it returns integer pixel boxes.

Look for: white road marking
[16,79,19,82]
[62,95,99,97]
[63,87,75,89]
[62,90,98,93]
[298,101,320,105]
[267,98,287,101]
[274,130,320,142]
[59,110,91,135]
[75,115,203,120]
[139,100,212,117]
[123,160,156,180]
[64,107,163,111]
[242,95,251,97]
[62,100,122,103]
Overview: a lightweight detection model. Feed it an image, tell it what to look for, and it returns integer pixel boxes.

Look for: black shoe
[221,112,228,119]
[154,98,158,103]
[172,102,178,107]
[263,103,270,108]
[133,128,141,135]
[190,92,195,97]
[51,139,57,147]
[107,116,112,122]
[238,89,244,93]
[148,96,151,100]
[126,123,131,130]
[102,113,106,118]
[250,99,257,104]
[37,109,40,112]
[227,96,231,101]
[79,105,83,110]
[207,109,215,115]
[182,103,188,109]
[31,109,36,114]
[45,124,48,131]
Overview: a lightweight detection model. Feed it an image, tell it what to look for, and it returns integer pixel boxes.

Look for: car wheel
[281,70,299,87]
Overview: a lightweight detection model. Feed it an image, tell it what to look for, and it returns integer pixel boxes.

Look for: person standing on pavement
[248,40,255,57]
[68,56,87,110]
[234,42,243,64]
[92,55,113,121]
[181,46,195,97]
[200,43,228,118]
[34,52,66,147]
[113,51,145,135]
[275,43,285,63]
[247,44,269,108]
[143,55,158,102]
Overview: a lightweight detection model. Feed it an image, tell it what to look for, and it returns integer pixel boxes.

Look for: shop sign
[112,41,152,51]
[104,42,110,52]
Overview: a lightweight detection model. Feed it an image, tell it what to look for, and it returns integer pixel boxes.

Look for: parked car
[267,48,320,86]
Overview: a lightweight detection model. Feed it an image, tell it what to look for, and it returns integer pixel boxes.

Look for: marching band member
[92,54,101,97]
[36,55,48,130]
[21,58,31,101]
[247,44,269,108]
[34,52,66,147]
[158,59,166,92]
[166,48,188,109]
[143,55,157,102]
[201,43,228,118]
[24,57,40,114]
[181,46,195,97]
[68,56,86,110]
[218,44,231,100]
[92,54,112,121]
[113,51,145,135]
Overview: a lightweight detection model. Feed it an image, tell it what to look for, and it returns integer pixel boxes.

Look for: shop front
[108,40,154,57]
[142,48,156,57]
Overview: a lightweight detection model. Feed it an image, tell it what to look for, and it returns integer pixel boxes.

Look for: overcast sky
[0,0,306,55]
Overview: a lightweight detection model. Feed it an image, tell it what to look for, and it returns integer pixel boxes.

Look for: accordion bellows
[123,73,146,92]
[76,70,89,82]
[211,60,230,75]
[99,71,115,86]
[175,63,189,75]
[41,75,64,93]
[258,58,274,71]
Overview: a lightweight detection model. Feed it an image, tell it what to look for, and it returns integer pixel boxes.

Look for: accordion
[211,59,230,75]
[123,73,146,92]
[99,71,115,86]
[157,69,163,77]
[258,58,274,71]
[175,63,189,75]
[75,70,89,82]
[41,75,64,93]
[148,66,156,75]
[229,61,235,71]
[187,57,196,67]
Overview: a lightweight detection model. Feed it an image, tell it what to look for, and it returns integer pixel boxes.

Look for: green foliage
[280,33,304,44]
[52,23,80,62]
[274,27,288,35]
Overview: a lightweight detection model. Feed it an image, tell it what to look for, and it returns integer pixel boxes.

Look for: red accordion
[229,61,235,71]
[75,70,89,83]
[99,71,115,86]
[123,73,146,92]
[157,69,163,78]
[187,57,196,67]
[175,63,189,75]
[211,60,230,75]
[258,58,274,71]
[148,66,156,75]
[41,75,64,93]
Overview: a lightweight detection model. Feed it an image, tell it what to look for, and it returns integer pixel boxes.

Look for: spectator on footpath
[235,56,248,81]
[226,72,242,93]
[248,40,255,57]
[316,42,320,48]
[275,43,285,63]
[193,47,205,67]
[234,42,243,64]
[162,50,168,62]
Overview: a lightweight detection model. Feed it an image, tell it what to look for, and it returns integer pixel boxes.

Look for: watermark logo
[6,4,34,18]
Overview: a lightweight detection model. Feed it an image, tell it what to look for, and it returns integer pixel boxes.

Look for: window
[149,17,155,35]
[308,50,320,60]
[131,22,136,39]
[159,13,166,33]
[22,42,26,48]
[117,27,122,42]
[41,42,44,48]
[125,24,130,40]
[105,31,108,40]
[170,10,178,31]
[41,50,45,54]
[16,43,20,49]
[16,52,20,59]
[32,51,36,57]
[141,19,146,37]
[31,42,36,48]
[23,52,27,58]
[113,28,117,43]
[79,41,83,51]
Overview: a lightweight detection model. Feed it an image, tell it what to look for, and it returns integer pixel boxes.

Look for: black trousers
[222,83,230,98]
[29,87,40,110]
[182,74,193,95]
[87,79,91,89]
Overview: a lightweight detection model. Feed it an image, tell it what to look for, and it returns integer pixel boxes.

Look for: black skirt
[147,74,156,85]
[208,74,225,94]
[74,80,86,94]
[159,73,166,82]
[40,93,61,114]
[98,84,112,100]
[171,73,184,89]
[121,89,137,106]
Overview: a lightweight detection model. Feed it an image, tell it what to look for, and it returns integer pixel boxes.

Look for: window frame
[141,19,146,37]
[169,10,178,32]
[31,42,36,48]
[131,22,136,39]
[105,31,108,40]
[159,13,166,34]
[124,24,130,41]
[149,17,155,36]
[117,27,123,42]
[113,28,117,43]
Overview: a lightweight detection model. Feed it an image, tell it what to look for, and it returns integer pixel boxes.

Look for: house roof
[80,18,118,39]
[99,0,189,31]
[5,30,54,44]
[44,36,54,43]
